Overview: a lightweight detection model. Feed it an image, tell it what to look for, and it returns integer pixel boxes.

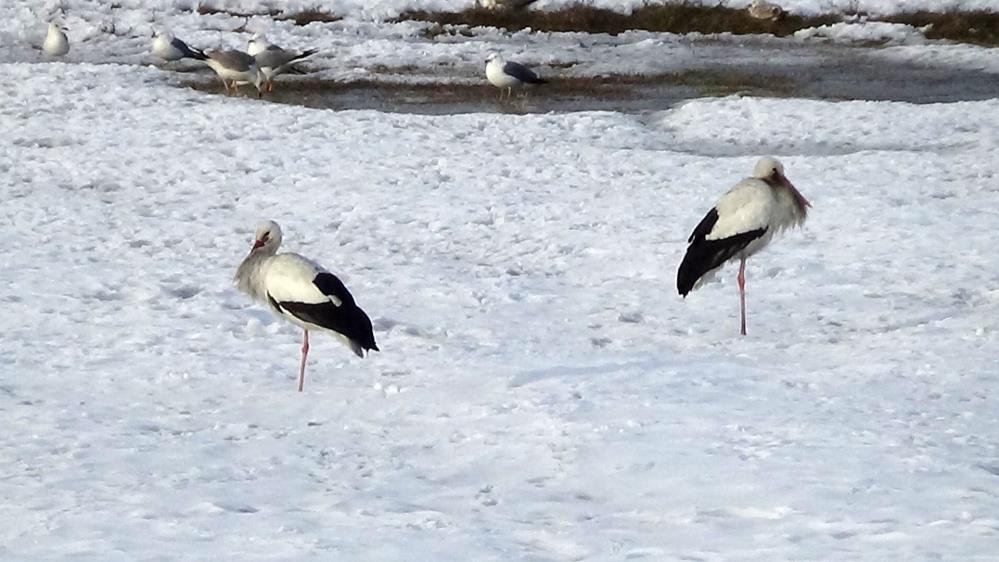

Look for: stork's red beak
[252,239,265,250]
[781,174,811,208]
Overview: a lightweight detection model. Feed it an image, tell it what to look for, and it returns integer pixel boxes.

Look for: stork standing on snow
[234,221,379,392]
[677,157,810,336]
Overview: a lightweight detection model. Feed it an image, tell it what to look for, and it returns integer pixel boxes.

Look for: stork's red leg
[738,257,747,336]
[298,329,310,392]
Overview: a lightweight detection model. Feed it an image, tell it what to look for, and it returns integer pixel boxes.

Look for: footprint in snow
[212,501,259,514]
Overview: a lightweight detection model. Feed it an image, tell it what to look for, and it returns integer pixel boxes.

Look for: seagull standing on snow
[478,0,540,11]
[234,221,379,392]
[748,0,785,21]
[677,157,810,336]
[202,50,264,96]
[247,35,318,92]
[485,53,546,100]
[42,23,69,56]
[151,30,206,62]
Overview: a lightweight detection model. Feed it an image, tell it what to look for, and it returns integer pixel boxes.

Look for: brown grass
[394,3,999,46]
[195,4,279,18]
[891,10,999,45]
[195,4,340,25]
[395,3,839,37]
[277,9,342,26]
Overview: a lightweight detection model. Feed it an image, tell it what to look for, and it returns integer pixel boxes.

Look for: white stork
[485,53,547,100]
[677,157,810,336]
[234,221,379,391]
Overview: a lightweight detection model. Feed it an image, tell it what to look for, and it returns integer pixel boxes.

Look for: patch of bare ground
[890,11,999,46]
[194,4,340,25]
[395,3,999,46]
[395,3,839,37]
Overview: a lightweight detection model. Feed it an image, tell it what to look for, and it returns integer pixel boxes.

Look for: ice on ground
[794,20,931,45]
[2,56,999,559]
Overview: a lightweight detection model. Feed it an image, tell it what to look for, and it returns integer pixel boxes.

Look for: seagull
[478,0,540,11]
[42,23,69,57]
[676,157,810,336]
[748,0,785,21]
[246,35,318,92]
[151,30,206,62]
[485,53,547,100]
[234,221,379,392]
[202,49,264,96]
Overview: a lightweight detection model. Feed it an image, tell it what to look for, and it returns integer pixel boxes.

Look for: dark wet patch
[181,69,788,114]
[179,48,999,115]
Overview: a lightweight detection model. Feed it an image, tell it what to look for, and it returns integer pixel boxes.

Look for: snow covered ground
[4,59,999,560]
[12,0,999,21]
[4,0,999,559]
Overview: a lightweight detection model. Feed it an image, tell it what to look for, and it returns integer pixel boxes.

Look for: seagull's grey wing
[254,48,293,68]
[209,50,254,71]
[503,61,544,84]
[255,47,317,69]
[171,37,206,60]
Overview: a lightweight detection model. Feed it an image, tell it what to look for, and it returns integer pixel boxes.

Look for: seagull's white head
[251,220,283,254]
[48,22,66,34]
[753,156,811,210]
[247,34,270,55]
[485,52,504,65]
[252,66,265,97]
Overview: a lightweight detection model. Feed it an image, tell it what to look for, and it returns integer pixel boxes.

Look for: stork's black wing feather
[269,272,378,356]
[676,208,767,296]
[687,208,718,244]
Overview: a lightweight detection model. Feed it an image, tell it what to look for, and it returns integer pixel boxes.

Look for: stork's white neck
[234,249,274,304]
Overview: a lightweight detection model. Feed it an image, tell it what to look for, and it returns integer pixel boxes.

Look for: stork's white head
[752,156,784,180]
[251,220,283,254]
[753,156,811,211]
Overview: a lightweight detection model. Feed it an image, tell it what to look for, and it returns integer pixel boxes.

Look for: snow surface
[4,0,999,559]
[51,0,999,19]
[793,20,931,44]
[3,56,999,560]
